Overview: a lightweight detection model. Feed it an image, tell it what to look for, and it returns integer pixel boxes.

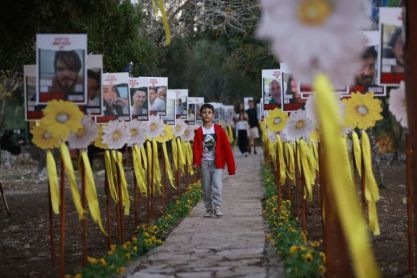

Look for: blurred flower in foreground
[256,0,369,86]
[388,81,407,129]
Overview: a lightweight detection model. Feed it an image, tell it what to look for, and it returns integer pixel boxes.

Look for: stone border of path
[121,149,285,278]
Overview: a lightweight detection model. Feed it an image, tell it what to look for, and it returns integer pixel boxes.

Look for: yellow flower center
[357,105,369,115]
[42,131,52,140]
[131,128,138,137]
[273,117,281,125]
[297,0,332,26]
[184,130,189,136]
[76,128,86,138]
[296,120,305,129]
[175,125,181,131]
[56,113,69,123]
[112,130,122,141]
[150,123,157,131]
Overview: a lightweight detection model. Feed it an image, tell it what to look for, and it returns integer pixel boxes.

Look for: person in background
[245,99,260,154]
[235,113,250,156]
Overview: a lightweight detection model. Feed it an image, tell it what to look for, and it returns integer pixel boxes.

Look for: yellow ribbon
[104,150,118,202]
[132,145,148,195]
[162,142,176,189]
[226,125,234,145]
[157,0,171,46]
[351,131,362,176]
[313,73,380,278]
[284,142,295,182]
[59,144,84,219]
[46,150,60,214]
[361,131,381,236]
[146,141,153,192]
[176,138,186,174]
[299,140,314,201]
[115,151,130,215]
[172,139,178,171]
[276,135,286,186]
[152,140,162,195]
[79,150,107,235]
[186,142,195,175]
[140,145,148,173]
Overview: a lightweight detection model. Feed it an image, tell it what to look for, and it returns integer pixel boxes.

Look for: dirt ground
[0,154,413,277]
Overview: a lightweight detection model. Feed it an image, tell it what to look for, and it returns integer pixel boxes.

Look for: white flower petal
[68,116,98,149]
[102,120,129,149]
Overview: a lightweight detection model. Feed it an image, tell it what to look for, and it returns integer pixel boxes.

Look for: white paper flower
[305,94,346,127]
[145,115,165,139]
[68,116,98,149]
[181,125,195,142]
[389,81,408,129]
[173,119,187,138]
[283,110,314,141]
[268,131,278,143]
[257,0,368,86]
[126,120,146,147]
[102,120,129,149]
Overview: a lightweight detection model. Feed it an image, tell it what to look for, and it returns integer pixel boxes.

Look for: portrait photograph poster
[24,65,45,121]
[36,34,87,104]
[379,7,405,85]
[174,89,188,120]
[129,77,149,121]
[280,63,305,111]
[84,54,103,115]
[349,31,386,97]
[147,77,168,117]
[190,97,205,126]
[223,105,235,125]
[164,90,176,125]
[97,72,130,123]
[209,102,222,123]
[262,69,282,111]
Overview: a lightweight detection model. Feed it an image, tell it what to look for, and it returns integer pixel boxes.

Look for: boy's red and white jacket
[192,124,236,175]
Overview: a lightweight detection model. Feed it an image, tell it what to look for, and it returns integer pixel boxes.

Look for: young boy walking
[193,104,236,217]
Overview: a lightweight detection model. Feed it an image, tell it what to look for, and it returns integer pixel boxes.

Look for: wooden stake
[104,172,111,250]
[406,135,415,275]
[319,145,352,278]
[47,181,55,266]
[59,159,65,278]
[404,0,417,272]
[80,158,87,266]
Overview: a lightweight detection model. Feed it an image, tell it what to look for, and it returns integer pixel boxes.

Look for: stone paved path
[124,149,284,278]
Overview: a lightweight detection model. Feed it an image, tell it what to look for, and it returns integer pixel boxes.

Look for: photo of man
[37,34,87,104]
[84,54,103,115]
[149,86,165,113]
[97,72,130,123]
[24,65,45,121]
[379,7,405,85]
[131,88,148,119]
[262,69,282,110]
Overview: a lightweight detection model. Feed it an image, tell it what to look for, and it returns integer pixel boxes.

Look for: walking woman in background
[235,113,250,156]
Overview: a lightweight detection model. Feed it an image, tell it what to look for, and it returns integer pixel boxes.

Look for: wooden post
[47,182,55,266]
[59,159,65,278]
[115,155,124,243]
[80,158,87,266]
[319,145,352,278]
[0,182,11,216]
[406,135,415,275]
[404,0,417,272]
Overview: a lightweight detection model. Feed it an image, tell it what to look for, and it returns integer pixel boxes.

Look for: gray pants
[201,159,224,209]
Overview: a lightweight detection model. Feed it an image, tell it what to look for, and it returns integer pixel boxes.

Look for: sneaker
[203,209,212,217]
[214,207,223,217]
